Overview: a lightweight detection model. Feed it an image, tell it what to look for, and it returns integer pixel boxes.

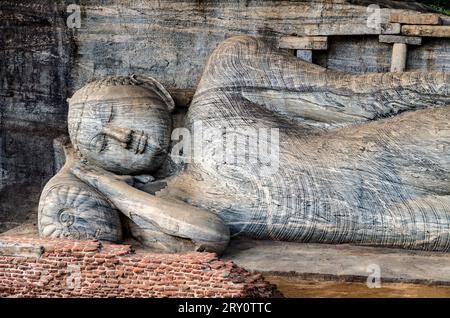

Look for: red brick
[0,235,281,298]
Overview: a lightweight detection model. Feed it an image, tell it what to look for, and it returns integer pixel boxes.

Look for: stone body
[39,35,450,252]
[158,36,450,251]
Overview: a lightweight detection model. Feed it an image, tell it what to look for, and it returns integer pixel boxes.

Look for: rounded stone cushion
[38,180,122,242]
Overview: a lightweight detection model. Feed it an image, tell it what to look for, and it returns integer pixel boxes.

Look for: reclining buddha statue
[38,36,450,254]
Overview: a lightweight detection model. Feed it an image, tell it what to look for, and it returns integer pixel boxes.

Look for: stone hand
[71,162,230,254]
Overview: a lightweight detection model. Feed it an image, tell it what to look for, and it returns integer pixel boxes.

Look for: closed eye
[89,133,107,153]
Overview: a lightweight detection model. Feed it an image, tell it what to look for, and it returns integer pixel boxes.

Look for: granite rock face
[0,1,75,231]
[1,0,449,232]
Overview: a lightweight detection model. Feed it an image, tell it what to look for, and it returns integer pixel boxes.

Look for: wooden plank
[390,12,441,25]
[402,25,450,38]
[379,35,422,45]
[279,36,328,50]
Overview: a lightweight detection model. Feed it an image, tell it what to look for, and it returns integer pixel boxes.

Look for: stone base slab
[223,238,450,286]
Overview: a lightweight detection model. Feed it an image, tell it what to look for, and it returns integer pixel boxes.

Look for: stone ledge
[402,25,450,37]
[279,36,328,50]
[379,35,422,45]
[0,242,44,258]
[222,238,450,286]
[390,12,441,25]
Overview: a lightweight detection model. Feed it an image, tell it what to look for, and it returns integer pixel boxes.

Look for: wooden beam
[402,25,450,38]
[379,35,422,45]
[279,36,328,50]
[390,12,441,25]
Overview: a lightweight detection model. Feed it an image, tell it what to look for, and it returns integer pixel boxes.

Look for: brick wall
[0,236,280,298]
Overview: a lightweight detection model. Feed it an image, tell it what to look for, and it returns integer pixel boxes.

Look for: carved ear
[131,74,176,112]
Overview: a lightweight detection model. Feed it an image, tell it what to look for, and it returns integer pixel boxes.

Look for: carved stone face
[68,76,174,175]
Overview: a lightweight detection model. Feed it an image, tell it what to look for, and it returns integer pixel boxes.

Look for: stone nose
[102,125,132,145]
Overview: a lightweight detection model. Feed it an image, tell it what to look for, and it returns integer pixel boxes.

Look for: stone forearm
[71,164,230,254]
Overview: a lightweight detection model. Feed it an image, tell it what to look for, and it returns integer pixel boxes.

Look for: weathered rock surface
[1,0,450,233]
[0,1,74,231]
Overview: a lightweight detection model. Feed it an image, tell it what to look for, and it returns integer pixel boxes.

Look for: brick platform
[0,236,280,298]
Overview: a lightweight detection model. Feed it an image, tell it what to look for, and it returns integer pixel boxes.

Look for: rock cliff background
[0,0,449,232]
